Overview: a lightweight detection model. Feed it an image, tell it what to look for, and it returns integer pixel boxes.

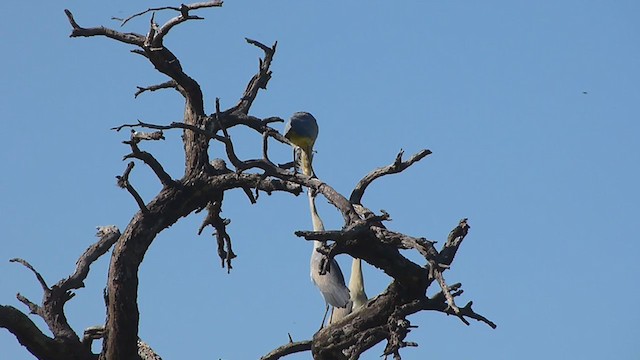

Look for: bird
[328,257,368,324]
[284,112,350,327]
[284,112,319,176]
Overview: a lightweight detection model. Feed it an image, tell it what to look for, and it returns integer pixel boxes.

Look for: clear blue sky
[2,1,639,359]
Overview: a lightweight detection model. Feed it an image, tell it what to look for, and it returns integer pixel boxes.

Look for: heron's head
[284,112,319,149]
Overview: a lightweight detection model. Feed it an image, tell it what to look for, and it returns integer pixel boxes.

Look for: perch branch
[350,149,431,204]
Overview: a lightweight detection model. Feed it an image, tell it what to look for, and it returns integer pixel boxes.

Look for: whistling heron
[284,112,350,325]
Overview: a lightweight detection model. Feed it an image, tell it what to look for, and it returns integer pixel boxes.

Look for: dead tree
[0,3,495,360]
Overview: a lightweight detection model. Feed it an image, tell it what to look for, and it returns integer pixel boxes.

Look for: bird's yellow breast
[286,132,315,150]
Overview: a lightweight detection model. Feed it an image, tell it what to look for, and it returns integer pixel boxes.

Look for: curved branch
[62,226,121,291]
[260,340,312,360]
[9,258,49,292]
[154,2,224,45]
[64,9,145,46]
[233,38,277,114]
[350,149,431,204]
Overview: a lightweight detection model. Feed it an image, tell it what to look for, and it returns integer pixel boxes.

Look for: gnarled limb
[2,226,121,360]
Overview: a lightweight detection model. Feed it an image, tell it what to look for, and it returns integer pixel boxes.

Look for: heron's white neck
[307,185,325,231]
[349,258,364,288]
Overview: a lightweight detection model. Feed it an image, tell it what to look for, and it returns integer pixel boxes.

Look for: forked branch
[116,161,149,212]
[350,149,432,204]
[234,38,277,114]
[3,227,121,359]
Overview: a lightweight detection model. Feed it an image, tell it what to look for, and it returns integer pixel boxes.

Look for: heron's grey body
[310,239,350,308]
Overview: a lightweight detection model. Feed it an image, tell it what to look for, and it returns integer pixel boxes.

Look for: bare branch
[119,131,176,187]
[154,2,224,45]
[234,38,277,114]
[134,80,179,98]
[9,258,50,292]
[116,6,182,27]
[0,305,60,360]
[61,226,121,291]
[5,227,121,359]
[438,218,470,266]
[116,162,149,212]
[15,294,41,315]
[112,119,227,143]
[260,340,312,360]
[64,9,145,46]
[198,197,236,273]
[350,149,432,204]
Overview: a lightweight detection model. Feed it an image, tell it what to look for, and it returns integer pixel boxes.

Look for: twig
[9,259,49,292]
[134,80,179,98]
[350,149,431,204]
[117,6,183,27]
[112,119,227,143]
[15,294,41,315]
[116,162,148,212]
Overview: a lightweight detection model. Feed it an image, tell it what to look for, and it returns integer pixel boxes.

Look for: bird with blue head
[284,111,319,177]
